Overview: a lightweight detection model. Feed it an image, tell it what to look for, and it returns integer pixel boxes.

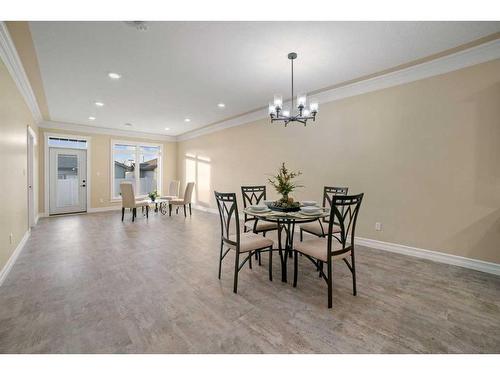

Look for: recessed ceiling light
[217,103,225,108]
[164,127,170,131]
[95,101,104,107]
[184,118,191,122]
[124,123,133,127]
[88,116,96,121]
[108,72,121,80]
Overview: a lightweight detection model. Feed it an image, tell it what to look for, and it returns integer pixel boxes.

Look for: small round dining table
[242,207,329,283]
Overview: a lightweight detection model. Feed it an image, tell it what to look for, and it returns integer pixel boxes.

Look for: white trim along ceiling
[1,21,500,142]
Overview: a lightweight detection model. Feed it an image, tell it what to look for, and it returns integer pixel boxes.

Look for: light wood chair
[294,193,364,308]
[162,180,180,200]
[169,182,195,217]
[214,191,274,293]
[120,182,150,222]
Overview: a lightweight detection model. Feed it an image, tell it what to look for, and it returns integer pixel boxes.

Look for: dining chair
[241,185,279,235]
[169,182,195,217]
[241,185,278,265]
[299,186,348,241]
[294,193,363,308]
[214,191,274,293]
[120,182,150,222]
[162,180,181,200]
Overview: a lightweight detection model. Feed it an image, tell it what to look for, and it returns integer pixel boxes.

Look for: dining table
[242,206,329,283]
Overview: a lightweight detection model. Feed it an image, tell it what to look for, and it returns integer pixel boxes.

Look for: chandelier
[269,52,319,126]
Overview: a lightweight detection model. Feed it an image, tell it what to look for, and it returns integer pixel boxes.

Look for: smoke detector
[124,21,148,32]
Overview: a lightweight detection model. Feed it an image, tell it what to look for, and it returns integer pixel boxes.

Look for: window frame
[110,139,163,200]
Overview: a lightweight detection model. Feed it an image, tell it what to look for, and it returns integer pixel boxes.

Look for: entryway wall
[37,127,177,215]
[0,59,39,274]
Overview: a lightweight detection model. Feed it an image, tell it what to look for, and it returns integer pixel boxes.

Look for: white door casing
[27,127,36,227]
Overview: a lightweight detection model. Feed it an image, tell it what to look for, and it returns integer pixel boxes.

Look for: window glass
[114,150,136,197]
[48,137,87,149]
[112,142,161,198]
[56,154,79,207]
[139,146,160,195]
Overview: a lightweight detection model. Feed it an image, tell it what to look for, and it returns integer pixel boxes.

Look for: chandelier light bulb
[303,109,310,117]
[310,102,319,113]
[297,95,307,108]
[268,103,276,115]
[273,95,283,109]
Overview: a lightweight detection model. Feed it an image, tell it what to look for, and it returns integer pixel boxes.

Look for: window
[48,136,87,149]
[112,141,162,199]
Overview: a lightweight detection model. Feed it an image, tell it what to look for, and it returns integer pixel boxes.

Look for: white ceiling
[29,21,500,136]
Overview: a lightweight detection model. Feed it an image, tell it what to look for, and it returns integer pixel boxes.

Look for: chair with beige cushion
[161,180,180,200]
[120,182,150,222]
[241,185,278,266]
[299,186,348,241]
[169,182,195,217]
[294,193,363,308]
[214,191,274,293]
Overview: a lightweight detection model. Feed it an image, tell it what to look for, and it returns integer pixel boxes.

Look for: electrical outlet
[9,233,13,244]
[375,222,382,231]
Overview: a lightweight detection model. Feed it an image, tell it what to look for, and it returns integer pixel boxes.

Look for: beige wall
[0,59,39,271]
[177,59,500,264]
[38,128,177,213]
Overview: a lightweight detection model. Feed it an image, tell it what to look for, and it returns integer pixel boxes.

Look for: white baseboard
[87,206,122,213]
[40,207,121,217]
[0,229,30,287]
[192,205,500,276]
[355,237,500,276]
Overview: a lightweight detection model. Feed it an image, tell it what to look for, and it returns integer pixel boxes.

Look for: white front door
[49,148,87,215]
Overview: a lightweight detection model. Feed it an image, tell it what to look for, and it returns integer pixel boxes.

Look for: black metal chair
[294,193,364,308]
[241,185,278,265]
[241,186,278,235]
[215,191,274,293]
[299,186,348,241]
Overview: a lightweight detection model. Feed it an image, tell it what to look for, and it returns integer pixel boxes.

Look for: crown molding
[0,21,43,123]
[177,38,500,142]
[39,120,177,142]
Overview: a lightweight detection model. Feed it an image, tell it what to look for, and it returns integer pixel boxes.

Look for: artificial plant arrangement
[267,162,303,211]
[148,190,159,202]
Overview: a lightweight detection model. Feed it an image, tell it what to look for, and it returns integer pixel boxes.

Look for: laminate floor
[0,210,499,353]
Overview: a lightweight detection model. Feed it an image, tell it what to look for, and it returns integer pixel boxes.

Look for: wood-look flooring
[0,210,499,353]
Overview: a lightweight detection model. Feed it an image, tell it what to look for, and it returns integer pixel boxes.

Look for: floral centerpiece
[267,162,303,212]
[148,190,159,202]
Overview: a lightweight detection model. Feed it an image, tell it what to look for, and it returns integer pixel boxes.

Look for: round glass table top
[243,207,329,223]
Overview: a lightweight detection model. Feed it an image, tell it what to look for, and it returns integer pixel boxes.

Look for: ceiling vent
[124,21,148,32]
